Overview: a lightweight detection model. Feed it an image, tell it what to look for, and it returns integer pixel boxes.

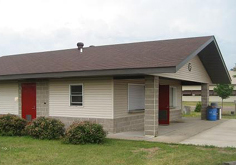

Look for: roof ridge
[89,35,213,48]
[0,48,77,58]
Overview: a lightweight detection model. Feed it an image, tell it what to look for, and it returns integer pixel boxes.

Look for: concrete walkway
[150,118,226,143]
[108,118,236,148]
[180,119,236,148]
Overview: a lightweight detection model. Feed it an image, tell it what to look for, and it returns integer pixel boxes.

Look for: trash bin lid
[211,102,218,107]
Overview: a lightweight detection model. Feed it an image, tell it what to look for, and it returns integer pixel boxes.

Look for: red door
[22,83,36,121]
[159,85,170,125]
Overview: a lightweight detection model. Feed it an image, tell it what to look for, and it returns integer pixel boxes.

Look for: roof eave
[211,36,232,83]
[0,67,176,81]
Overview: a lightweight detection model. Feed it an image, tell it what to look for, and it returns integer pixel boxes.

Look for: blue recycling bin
[207,108,217,121]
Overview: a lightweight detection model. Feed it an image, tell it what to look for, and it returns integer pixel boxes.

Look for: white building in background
[183,70,236,102]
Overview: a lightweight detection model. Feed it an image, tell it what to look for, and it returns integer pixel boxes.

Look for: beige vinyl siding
[0,81,19,115]
[113,79,145,118]
[49,77,113,119]
[156,55,212,84]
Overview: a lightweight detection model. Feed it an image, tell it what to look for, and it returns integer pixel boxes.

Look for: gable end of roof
[175,36,231,84]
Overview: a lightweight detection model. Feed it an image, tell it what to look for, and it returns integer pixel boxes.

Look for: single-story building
[0,36,231,136]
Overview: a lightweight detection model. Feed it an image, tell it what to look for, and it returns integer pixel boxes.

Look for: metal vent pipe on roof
[77,42,84,53]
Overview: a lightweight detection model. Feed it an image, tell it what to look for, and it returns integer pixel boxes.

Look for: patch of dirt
[196,147,236,155]
[168,145,179,148]
[217,150,236,155]
[196,147,213,151]
[132,147,160,158]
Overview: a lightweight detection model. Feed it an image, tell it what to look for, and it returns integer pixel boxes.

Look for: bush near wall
[0,114,27,136]
[63,121,107,144]
[195,102,202,112]
[25,117,65,140]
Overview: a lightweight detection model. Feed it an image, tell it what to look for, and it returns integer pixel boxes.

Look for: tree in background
[234,66,236,77]
[214,84,234,111]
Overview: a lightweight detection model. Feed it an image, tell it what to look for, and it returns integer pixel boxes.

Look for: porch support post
[144,75,159,136]
[201,83,209,120]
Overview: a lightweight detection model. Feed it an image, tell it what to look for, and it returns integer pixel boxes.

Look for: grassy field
[1,136,236,165]
[183,101,235,107]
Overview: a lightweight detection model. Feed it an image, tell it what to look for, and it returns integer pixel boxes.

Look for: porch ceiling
[181,80,202,85]
[198,40,231,84]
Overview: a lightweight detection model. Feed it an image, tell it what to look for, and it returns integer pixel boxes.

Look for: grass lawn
[183,101,235,107]
[0,136,236,165]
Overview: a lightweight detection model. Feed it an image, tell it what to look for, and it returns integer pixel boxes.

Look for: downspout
[154,78,156,136]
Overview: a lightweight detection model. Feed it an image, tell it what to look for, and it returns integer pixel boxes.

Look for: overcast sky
[0,0,235,69]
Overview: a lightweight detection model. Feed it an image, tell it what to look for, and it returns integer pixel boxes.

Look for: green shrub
[25,117,65,140]
[0,114,27,136]
[195,102,202,112]
[63,121,107,144]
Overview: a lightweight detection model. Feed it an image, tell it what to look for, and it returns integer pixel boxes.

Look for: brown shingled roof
[0,36,212,76]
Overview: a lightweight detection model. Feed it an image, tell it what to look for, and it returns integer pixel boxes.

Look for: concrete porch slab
[180,119,236,148]
[107,118,228,145]
[150,118,226,143]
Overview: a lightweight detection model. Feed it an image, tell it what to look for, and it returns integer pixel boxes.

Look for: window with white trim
[70,85,83,106]
[128,84,145,111]
[170,86,177,108]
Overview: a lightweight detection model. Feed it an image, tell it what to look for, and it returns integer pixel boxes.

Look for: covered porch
[112,72,210,137]
[108,117,226,143]
[143,75,209,137]
[110,37,231,137]
[112,42,228,136]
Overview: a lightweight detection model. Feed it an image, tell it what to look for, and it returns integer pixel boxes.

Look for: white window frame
[69,84,83,106]
[128,83,145,112]
[169,86,177,108]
